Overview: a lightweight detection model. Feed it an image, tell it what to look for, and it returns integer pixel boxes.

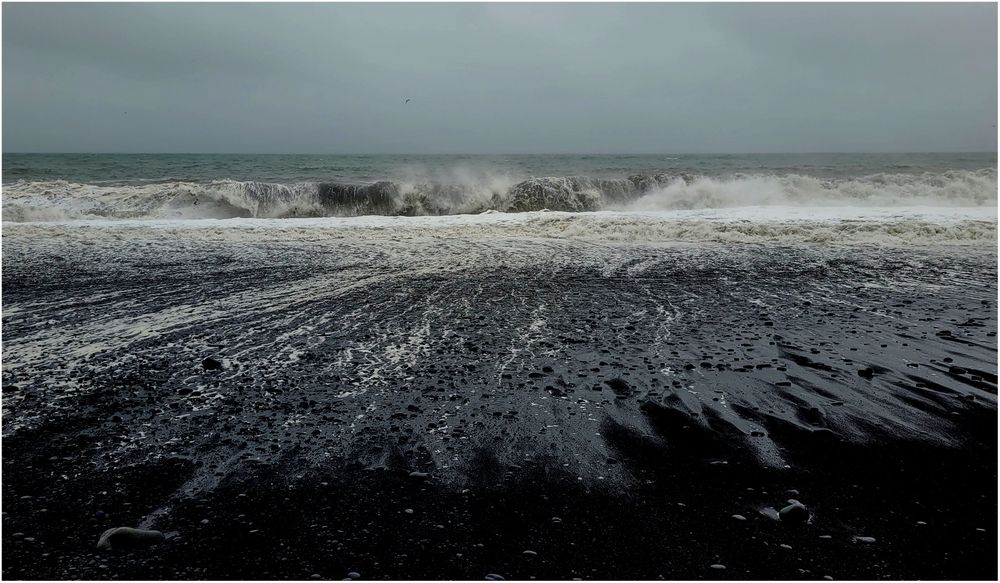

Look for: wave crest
[2,169,995,222]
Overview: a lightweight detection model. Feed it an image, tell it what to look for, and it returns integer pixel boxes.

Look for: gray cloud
[3,2,996,153]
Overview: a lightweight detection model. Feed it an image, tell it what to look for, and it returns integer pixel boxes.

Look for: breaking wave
[1,169,996,222]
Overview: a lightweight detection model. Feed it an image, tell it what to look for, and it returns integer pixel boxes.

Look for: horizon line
[3,150,998,157]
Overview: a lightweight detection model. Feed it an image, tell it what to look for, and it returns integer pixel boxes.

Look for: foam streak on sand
[3,222,996,468]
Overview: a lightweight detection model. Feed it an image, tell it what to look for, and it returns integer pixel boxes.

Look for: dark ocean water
[2,152,996,184]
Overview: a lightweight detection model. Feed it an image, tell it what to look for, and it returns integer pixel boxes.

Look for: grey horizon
[3,2,997,155]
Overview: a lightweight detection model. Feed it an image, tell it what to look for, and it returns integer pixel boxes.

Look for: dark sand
[2,234,996,579]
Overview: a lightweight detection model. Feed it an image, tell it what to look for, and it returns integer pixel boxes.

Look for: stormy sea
[2,153,997,580]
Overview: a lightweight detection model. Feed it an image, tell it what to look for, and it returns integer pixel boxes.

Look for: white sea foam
[3,207,995,247]
[623,171,998,210]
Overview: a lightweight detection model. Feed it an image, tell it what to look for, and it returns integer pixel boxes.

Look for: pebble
[310,575,321,579]
[202,357,223,371]
[853,536,876,544]
[347,572,361,580]
[485,574,505,581]
[96,527,166,550]
[404,508,414,514]
[779,500,809,523]
[523,550,537,556]
[710,564,726,570]
[731,514,747,521]
[408,471,429,479]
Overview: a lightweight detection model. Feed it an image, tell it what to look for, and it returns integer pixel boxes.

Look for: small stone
[779,500,809,523]
[96,527,166,550]
[523,550,537,556]
[853,536,876,544]
[779,544,792,550]
[310,575,322,580]
[202,357,223,371]
[404,508,414,514]
[710,564,726,570]
[408,471,429,479]
[731,514,747,521]
[485,575,505,581]
[347,572,361,580]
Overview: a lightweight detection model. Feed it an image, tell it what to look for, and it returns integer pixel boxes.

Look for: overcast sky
[2,2,996,154]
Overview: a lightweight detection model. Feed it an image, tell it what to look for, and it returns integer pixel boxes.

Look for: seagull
[404,98,411,104]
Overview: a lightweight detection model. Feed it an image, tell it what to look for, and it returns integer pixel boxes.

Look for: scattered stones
[96,527,166,550]
[779,500,809,523]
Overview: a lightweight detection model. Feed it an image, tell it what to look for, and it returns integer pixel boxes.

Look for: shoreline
[2,207,997,247]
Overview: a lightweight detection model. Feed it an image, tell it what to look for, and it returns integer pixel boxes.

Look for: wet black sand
[2,234,997,579]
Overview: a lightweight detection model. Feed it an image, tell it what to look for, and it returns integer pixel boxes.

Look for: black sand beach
[2,230,997,580]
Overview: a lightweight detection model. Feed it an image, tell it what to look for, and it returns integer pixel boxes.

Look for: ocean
[1,152,997,223]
